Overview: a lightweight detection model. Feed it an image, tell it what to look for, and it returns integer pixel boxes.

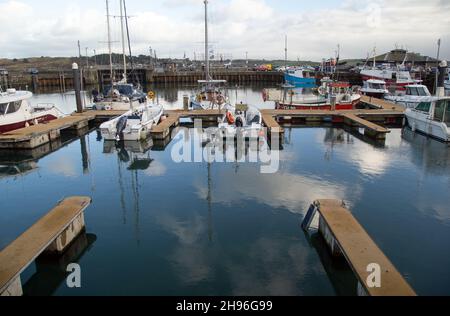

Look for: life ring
[226,111,235,124]
[147,91,155,99]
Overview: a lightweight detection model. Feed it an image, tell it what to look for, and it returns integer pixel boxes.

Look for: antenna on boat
[105,0,114,84]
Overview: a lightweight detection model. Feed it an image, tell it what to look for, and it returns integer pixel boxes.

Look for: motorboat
[208,103,263,140]
[360,79,389,98]
[405,97,450,142]
[284,67,316,87]
[0,88,63,134]
[100,103,164,141]
[276,79,360,110]
[384,84,433,109]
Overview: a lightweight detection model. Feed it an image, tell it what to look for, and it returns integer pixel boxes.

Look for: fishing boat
[360,48,420,91]
[284,67,316,87]
[0,88,63,134]
[360,79,389,98]
[276,79,360,110]
[384,84,433,109]
[99,103,163,141]
[405,97,450,142]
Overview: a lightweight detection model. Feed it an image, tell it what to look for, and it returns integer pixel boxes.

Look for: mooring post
[183,94,189,111]
[73,63,83,113]
[436,60,447,97]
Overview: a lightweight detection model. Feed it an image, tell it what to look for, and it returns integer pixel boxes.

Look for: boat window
[417,87,428,96]
[6,101,21,114]
[0,103,8,115]
[434,100,449,123]
[117,85,134,96]
[415,102,431,113]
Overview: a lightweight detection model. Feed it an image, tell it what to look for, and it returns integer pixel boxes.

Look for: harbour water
[1,85,450,296]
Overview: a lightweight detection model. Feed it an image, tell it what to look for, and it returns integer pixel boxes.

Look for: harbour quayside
[3,0,450,306]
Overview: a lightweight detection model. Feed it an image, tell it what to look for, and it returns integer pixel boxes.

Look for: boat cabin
[364,80,387,91]
[414,98,450,126]
[405,85,431,97]
[0,90,32,116]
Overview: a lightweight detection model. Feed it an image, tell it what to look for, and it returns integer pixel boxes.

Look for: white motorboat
[360,79,389,98]
[0,88,63,134]
[405,97,450,142]
[214,103,263,140]
[384,84,433,109]
[100,103,164,141]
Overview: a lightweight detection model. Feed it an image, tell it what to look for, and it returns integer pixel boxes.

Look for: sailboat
[94,0,148,111]
[99,0,163,141]
[189,0,229,110]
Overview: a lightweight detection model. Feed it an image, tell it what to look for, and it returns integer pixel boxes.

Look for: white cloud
[0,0,448,60]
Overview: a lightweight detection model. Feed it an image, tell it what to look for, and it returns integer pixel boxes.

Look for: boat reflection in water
[103,138,154,171]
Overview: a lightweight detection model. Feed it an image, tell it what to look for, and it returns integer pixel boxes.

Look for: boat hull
[405,110,450,142]
[276,100,359,111]
[284,74,316,87]
[0,114,59,134]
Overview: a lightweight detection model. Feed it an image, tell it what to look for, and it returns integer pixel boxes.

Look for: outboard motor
[235,116,244,128]
[115,116,128,141]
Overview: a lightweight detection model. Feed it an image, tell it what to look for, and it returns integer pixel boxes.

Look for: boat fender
[226,111,235,124]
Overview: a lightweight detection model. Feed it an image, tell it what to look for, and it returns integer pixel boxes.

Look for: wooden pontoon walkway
[303,200,416,296]
[361,95,405,111]
[0,197,92,296]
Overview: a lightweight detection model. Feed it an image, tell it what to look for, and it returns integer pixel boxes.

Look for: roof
[374,49,439,63]
[0,90,33,103]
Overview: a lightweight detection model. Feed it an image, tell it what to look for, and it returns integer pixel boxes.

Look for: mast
[373,46,376,70]
[106,0,114,83]
[123,0,135,83]
[284,35,288,70]
[204,0,210,83]
[120,0,127,82]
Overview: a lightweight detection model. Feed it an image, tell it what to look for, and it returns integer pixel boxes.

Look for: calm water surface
[0,85,449,296]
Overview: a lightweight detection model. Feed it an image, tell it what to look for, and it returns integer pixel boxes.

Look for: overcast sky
[1,0,449,61]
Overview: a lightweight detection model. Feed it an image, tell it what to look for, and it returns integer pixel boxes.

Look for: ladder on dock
[0,196,92,296]
[302,199,416,296]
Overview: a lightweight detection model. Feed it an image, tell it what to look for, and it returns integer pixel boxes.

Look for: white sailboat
[99,0,164,141]
[189,0,229,110]
[94,0,148,111]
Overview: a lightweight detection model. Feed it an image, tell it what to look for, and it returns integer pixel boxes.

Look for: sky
[0,0,449,61]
